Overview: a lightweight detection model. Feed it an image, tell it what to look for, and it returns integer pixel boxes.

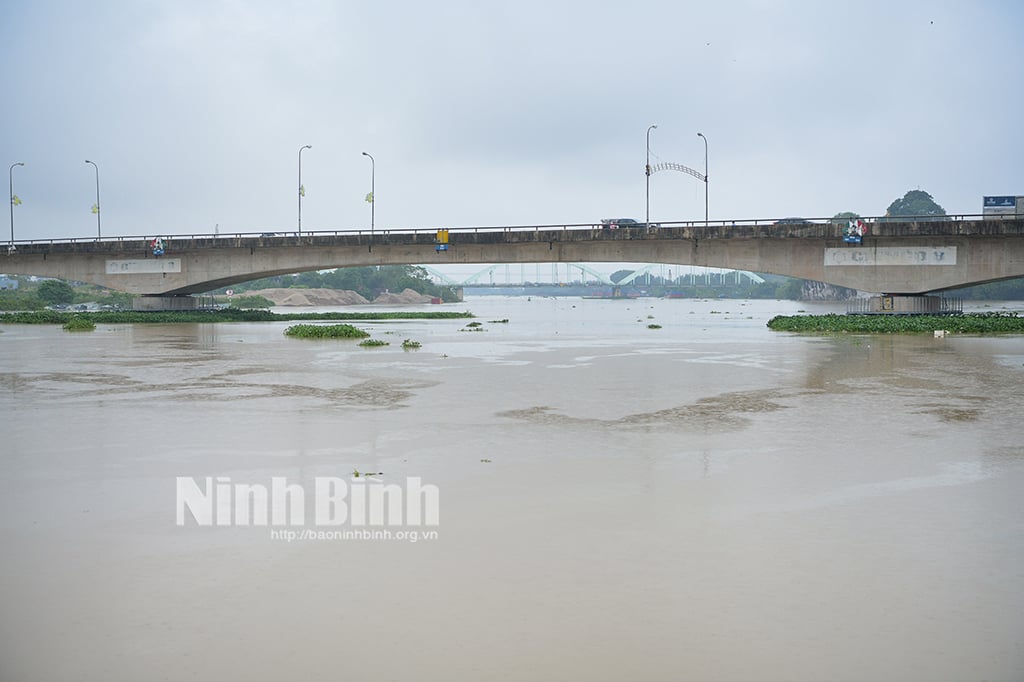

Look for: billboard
[843,219,868,244]
[983,195,1019,216]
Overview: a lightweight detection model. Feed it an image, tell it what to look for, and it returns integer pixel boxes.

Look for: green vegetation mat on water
[0,310,474,325]
[284,324,370,339]
[767,312,1024,334]
[62,316,96,332]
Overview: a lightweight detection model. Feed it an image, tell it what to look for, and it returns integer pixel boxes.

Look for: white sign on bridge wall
[824,246,956,266]
[106,258,182,274]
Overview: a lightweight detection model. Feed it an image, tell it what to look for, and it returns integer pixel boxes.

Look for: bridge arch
[417,265,458,286]
[617,264,764,286]
[649,161,705,182]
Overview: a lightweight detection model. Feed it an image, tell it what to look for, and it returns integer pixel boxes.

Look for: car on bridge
[773,217,816,225]
[600,218,637,229]
[600,218,659,229]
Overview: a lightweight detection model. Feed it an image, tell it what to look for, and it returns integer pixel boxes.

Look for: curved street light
[298,144,312,236]
[9,162,24,246]
[362,152,375,247]
[646,124,658,227]
[696,132,708,223]
[84,160,100,239]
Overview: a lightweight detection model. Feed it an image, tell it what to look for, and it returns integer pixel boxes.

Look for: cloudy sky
[3,0,1022,244]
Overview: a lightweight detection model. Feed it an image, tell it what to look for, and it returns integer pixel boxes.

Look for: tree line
[218,265,461,302]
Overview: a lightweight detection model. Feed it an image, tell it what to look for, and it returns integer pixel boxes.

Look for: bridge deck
[7,217,1024,255]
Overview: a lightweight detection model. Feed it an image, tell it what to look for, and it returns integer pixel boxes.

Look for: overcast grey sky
[3,0,1022,242]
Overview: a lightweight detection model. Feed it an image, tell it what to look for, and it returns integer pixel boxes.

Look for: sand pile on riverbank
[247,288,370,306]
[371,288,435,304]
[245,287,435,306]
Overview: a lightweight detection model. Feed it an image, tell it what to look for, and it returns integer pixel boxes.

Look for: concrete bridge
[3,216,1023,309]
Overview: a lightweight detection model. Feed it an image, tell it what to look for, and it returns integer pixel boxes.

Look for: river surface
[1,297,1023,682]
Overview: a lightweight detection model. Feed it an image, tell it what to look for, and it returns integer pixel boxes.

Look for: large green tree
[224,265,459,302]
[885,190,946,218]
[37,280,75,305]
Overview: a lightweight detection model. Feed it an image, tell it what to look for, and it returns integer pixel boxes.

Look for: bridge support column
[133,295,199,311]
[847,294,962,315]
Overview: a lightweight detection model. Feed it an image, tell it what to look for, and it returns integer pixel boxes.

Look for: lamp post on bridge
[298,144,312,237]
[84,160,100,239]
[646,124,657,227]
[9,162,24,246]
[362,151,375,247]
[696,132,708,223]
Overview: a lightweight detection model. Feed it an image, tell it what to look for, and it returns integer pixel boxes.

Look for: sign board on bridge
[824,246,956,267]
[983,195,1022,217]
[106,259,182,274]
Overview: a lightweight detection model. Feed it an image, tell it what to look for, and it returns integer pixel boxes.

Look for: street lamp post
[362,152,375,246]
[298,144,312,236]
[9,162,24,245]
[85,160,100,239]
[646,124,658,227]
[696,132,708,223]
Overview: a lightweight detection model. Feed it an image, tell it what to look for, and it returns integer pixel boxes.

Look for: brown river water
[1,297,1022,681]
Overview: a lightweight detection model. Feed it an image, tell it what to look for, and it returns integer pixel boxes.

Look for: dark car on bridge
[600,218,638,229]
[773,217,815,225]
[600,218,659,229]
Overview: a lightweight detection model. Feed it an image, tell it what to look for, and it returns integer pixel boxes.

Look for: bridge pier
[133,295,198,312]
[847,294,962,315]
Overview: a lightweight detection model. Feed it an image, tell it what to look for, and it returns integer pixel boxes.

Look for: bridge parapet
[6,217,1022,255]
[5,226,743,253]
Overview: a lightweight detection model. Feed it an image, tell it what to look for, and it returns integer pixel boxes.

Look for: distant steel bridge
[417,263,764,287]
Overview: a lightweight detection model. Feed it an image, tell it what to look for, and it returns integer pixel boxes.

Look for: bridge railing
[4,213,1016,246]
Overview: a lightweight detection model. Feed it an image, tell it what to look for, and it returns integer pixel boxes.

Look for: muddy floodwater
[1,297,1023,681]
